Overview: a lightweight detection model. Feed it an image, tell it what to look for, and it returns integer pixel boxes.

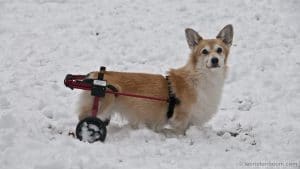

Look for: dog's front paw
[160,128,185,138]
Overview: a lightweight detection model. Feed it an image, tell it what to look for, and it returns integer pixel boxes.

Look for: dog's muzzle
[207,57,221,68]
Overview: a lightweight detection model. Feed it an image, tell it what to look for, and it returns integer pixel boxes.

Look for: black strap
[166,76,180,119]
[91,66,107,97]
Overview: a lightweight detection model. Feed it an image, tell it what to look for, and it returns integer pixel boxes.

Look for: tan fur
[77,25,233,135]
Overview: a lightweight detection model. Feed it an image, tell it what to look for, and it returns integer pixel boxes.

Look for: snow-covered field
[0,0,299,168]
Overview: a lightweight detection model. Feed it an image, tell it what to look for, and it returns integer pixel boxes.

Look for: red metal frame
[91,96,100,117]
[64,74,168,117]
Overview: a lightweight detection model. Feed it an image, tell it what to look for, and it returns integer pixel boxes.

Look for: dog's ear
[185,28,203,49]
[216,24,233,47]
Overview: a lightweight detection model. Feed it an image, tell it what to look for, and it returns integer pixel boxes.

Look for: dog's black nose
[211,57,219,65]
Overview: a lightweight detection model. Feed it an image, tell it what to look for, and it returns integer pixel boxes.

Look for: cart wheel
[76,117,107,143]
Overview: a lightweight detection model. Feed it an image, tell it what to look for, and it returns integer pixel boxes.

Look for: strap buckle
[91,67,107,97]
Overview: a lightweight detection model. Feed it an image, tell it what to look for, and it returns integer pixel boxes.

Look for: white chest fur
[190,70,225,125]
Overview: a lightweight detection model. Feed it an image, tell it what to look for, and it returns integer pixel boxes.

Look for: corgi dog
[77,24,233,135]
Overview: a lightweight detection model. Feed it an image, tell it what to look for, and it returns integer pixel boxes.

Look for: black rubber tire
[76,117,107,143]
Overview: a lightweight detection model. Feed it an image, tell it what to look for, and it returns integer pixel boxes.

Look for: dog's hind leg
[97,94,115,125]
[77,91,115,125]
[77,91,93,121]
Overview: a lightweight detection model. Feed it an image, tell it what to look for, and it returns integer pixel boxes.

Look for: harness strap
[166,76,180,119]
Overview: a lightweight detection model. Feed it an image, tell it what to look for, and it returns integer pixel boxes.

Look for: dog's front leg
[161,111,190,136]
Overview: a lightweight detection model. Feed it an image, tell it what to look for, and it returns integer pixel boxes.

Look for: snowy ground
[0,0,299,169]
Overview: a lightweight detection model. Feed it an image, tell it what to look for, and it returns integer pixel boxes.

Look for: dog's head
[185,25,233,71]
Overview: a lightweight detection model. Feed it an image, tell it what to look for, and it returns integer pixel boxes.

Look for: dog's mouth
[206,64,221,69]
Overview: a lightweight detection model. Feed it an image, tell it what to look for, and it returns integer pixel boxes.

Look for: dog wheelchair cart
[64,66,173,143]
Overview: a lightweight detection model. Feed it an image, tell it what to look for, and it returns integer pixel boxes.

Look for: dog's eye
[202,49,209,55]
[216,47,222,54]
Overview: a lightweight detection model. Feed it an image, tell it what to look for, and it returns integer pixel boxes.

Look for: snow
[0,0,299,168]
